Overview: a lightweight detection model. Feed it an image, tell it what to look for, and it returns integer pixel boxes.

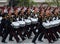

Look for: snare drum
[17,21,25,27]
[0,17,2,24]
[24,19,31,25]
[31,18,38,24]
[11,22,20,28]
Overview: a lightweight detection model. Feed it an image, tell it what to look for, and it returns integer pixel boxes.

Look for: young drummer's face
[35,8,39,13]
[21,9,24,14]
[27,9,30,14]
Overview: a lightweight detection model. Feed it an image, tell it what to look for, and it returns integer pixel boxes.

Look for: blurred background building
[0,0,8,6]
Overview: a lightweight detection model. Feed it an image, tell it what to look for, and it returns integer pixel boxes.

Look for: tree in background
[18,0,35,7]
[9,0,35,7]
[45,0,60,7]
[19,0,30,6]
[9,0,17,7]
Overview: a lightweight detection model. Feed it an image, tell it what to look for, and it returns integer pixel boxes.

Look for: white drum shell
[17,21,25,27]
[42,19,60,29]
[24,19,31,25]
[31,18,38,24]
[11,22,20,28]
[0,17,2,24]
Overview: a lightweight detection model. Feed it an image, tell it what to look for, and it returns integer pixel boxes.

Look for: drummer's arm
[19,16,22,20]
[24,15,27,19]
[12,16,16,21]
[30,13,34,18]
[25,15,28,19]
[38,14,43,19]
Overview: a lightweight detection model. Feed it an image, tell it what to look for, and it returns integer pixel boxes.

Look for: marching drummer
[1,13,11,43]
[30,7,40,43]
[29,7,39,37]
[1,8,21,43]
[32,7,45,43]
[38,7,45,42]
[8,8,15,41]
[23,7,32,39]
[44,7,58,43]
[15,7,26,41]
[52,7,60,39]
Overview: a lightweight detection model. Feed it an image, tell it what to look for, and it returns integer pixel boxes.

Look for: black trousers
[23,25,31,38]
[45,28,57,43]
[9,26,26,41]
[52,27,59,39]
[23,23,38,39]
[48,28,56,41]
[0,24,3,37]
[32,28,44,42]
[17,27,25,40]
[32,22,44,42]
[31,23,38,35]
[2,25,20,42]
[32,30,40,42]
[57,25,60,35]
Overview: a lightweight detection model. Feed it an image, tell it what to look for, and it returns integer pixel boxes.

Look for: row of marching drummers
[0,6,60,44]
